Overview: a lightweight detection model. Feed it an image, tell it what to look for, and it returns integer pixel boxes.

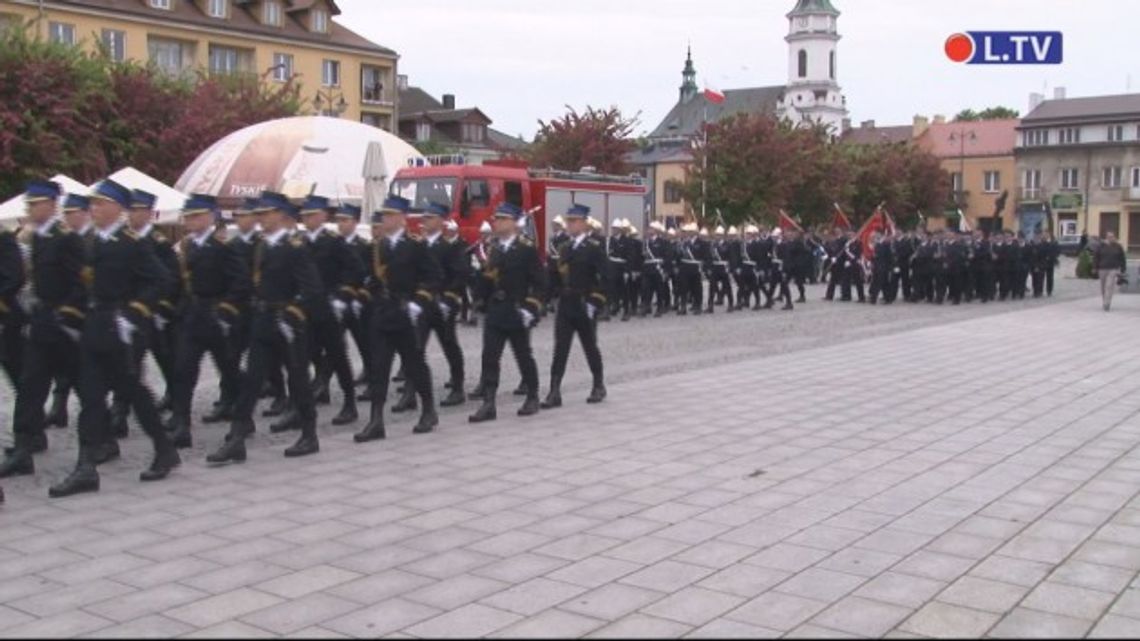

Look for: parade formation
[0,178,1062,501]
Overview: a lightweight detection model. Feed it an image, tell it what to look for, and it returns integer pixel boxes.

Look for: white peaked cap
[479,221,492,233]
[714,226,726,235]
[699,227,710,236]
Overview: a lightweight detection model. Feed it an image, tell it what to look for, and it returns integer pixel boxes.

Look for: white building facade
[778,0,848,135]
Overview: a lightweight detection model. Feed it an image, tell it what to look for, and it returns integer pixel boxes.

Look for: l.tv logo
[946,32,1063,64]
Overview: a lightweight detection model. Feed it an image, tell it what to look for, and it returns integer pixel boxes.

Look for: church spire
[679,45,698,103]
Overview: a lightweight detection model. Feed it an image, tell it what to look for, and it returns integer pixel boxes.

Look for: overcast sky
[339,0,1140,140]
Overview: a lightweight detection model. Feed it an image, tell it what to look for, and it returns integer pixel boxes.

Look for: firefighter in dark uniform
[823,230,846,301]
[296,195,362,427]
[677,224,704,315]
[414,201,467,408]
[606,219,630,321]
[641,222,671,317]
[541,204,608,409]
[707,226,734,313]
[164,195,251,450]
[1042,231,1060,296]
[0,182,83,479]
[787,228,811,304]
[771,228,795,310]
[0,187,29,392]
[207,192,323,465]
[335,204,373,396]
[868,232,894,305]
[894,231,915,302]
[974,230,996,303]
[49,179,179,498]
[840,230,866,303]
[354,196,442,443]
[624,223,645,318]
[469,203,545,423]
[546,215,568,312]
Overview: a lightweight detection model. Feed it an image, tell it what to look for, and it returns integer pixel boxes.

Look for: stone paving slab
[3,291,1140,638]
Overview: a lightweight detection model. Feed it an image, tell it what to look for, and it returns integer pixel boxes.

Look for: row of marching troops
[528,218,1063,318]
[0,179,610,501]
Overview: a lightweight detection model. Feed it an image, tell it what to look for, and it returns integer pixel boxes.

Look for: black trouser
[792,272,806,301]
[0,317,24,390]
[825,263,843,300]
[947,270,965,304]
[933,270,948,303]
[309,305,354,399]
[869,269,891,303]
[151,314,177,396]
[608,264,628,316]
[898,265,912,301]
[345,304,372,381]
[680,265,703,311]
[841,265,865,301]
[421,301,463,387]
[736,267,758,306]
[1031,269,1045,297]
[767,270,793,307]
[708,266,733,309]
[233,311,314,426]
[170,307,242,420]
[1045,266,1055,296]
[479,313,538,398]
[641,267,668,313]
[1014,268,1028,299]
[10,324,78,449]
[913,269,932,302]
[77,316,169,454]
[370,315,433,410]
[975,269,994,302]
[550,295,603,384]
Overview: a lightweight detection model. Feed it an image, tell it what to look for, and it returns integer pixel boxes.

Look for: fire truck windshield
[390,178,458,212]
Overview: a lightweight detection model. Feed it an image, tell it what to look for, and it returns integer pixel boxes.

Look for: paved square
[3,284,1140,638]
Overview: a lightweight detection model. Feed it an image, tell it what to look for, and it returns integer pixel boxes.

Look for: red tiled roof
[916,119,1018,158]
[840,125,912,146]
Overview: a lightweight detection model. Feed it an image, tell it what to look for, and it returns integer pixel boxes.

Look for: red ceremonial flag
[703,88,726,105]
[857,207,888,258]
[831,203,852,231]
[778,209,804,233]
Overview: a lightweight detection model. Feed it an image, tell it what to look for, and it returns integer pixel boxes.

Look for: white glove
[116,316,136,346]
[278,320,295,344]
[520,309,535,327]
[586,304,597,320]
[350,301,363,318]
[61,326,81,343]
[438,302,451,318]
[331,299,347,322]
[217,319,232,338]
[407,302,423,324]
[154,315,167,332]
[893,268,901,274]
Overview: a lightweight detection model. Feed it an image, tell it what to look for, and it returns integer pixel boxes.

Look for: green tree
[529,106,638,175]
[954,106,1020,121]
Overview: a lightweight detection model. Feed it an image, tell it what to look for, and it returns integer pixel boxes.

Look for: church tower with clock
[779,0,848,135]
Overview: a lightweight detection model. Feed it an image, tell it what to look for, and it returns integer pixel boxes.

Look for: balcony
[361,83,394,105]
[1021,187,1046,201]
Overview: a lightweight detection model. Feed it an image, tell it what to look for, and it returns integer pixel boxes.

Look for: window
[361,65,388,102]
[1133,167,1140,189]
[950,172,963,194]
[48,22,75,45]
[463,180,489,212]
[1108,125,1124,142]
[663,180,683,204]
[148,36,191,75]
[829,50,835,80]
[263,0,282,26]
[208,45,253,75]
[983,171,1001,193]
[1022,169,1042,199]
[321,59,340,86]
[361,113,391,131]
[797,50,807,79]
[207,0,226,18]
[271,53,292,82]
[416,121,431,142]
[1058,127,1080,144]
[504,181,524,208]
[311,8,329,33]
[101,29,126,62]
[1024,129,1049,146]
[1103,166,1123,189]
[150,0,172,9]
[462,123,485,143]
[1060,168,1080,191]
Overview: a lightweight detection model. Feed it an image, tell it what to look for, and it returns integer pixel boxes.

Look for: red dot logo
[945,33,974,63]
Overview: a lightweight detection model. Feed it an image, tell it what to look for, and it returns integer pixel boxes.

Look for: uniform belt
[681,259,702,265]
[713,261,729,266]
[252,300,294,312]
[742,261,757,267]
[644,259,663,265]
[608,257,627,264]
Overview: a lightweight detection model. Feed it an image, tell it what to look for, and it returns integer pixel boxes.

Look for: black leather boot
[140,443,181,482]
[512,383,528,397]
[391,389,417,414]
[467,381,487,401]
[356,386,374,402]
[156,392,173,413]
[439,385,466,407]
[517,396,540,417]
[95,439,120,465]
[269,409,300,434]
[540,378,563,410]
[469,394,497,424]
[109,402,129,439]
[313,383,331,406]
[587,383,608,404]
[0,448,34,478]
[332,397,358,426]
[413,407,439,434]
[206,425,249,465]
[45,389,69,428]
[166,415,193,450]
[49,451,100,498]
[262,396,289,418]
[201,403,233,425]
[354,404,386,443]
[284,423,319,458]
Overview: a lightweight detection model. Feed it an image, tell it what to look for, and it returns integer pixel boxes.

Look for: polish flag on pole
[778,209,804,233]
[831,203,852,231]
[703,87,726,105]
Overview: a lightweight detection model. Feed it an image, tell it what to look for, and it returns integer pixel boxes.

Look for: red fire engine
[389,158,647,256]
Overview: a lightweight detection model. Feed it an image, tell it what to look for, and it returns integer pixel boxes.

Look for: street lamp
[313,88,348,118]
[948,128,978,208]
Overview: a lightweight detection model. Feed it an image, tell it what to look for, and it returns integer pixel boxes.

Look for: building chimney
[861,119,875,129]
[841,117,851,133]
[1054,86,1067,100]
[933,114,946,125]
[1029,92,1045,112]
[396,74,408,91]
[913,115,930,137]
[442,94,455,110]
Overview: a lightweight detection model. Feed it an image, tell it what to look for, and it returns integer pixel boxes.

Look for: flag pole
[701,102,708,224]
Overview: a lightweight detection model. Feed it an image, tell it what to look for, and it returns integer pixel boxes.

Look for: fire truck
[389,158,647,256]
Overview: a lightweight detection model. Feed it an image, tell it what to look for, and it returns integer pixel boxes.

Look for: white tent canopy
[0,174,89,226]
[107,167,188,224]
[175,116,424,207]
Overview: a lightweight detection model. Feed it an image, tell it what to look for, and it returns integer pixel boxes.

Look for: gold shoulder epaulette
[122,228,139,240]
[290,235,305,247]
[154,231,168,243]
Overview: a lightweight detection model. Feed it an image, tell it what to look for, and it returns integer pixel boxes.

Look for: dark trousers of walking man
[544,295,604,408]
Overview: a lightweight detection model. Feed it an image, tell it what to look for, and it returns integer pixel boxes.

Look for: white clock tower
[779,0,848,135]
